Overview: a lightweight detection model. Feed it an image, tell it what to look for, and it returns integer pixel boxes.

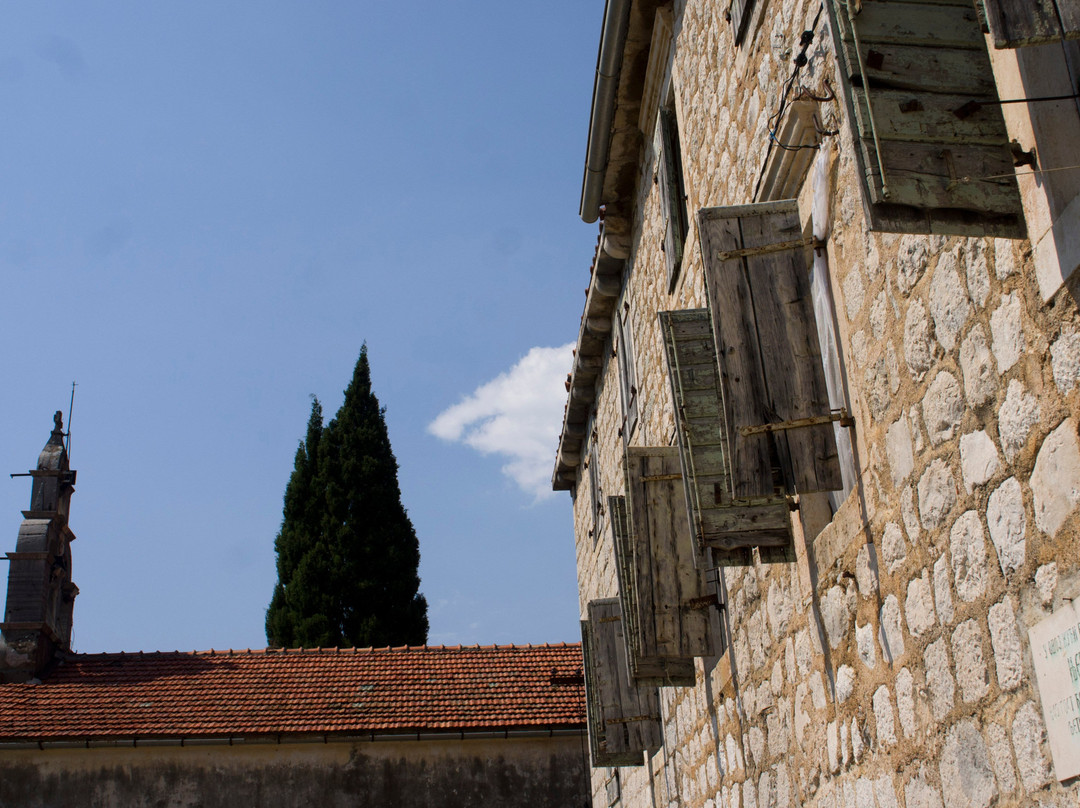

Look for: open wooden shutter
[660,308,796,563]
[581,599,663,766]
[983,0,1080,47]
[617,449,718,684]
[658,108,688,292]
[829,0,1025,237]
[697,201,843,495]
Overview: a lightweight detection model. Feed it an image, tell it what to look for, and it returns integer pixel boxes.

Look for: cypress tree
[266,346,428,648]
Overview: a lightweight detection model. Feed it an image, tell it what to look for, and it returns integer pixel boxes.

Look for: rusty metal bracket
[739,408,855,437]
[716,236,822,262]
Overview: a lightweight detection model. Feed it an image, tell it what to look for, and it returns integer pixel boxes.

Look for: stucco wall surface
[0,736,588,808]
[570,1,1080,807]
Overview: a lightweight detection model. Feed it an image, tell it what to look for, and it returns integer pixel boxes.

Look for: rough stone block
[959,325,997,407]
[1030,418,1080,537]
[886,416,914,487]
[960,430,1001,494]
[1051,324,1080,393]
[924,637,955,719]
[997,379,1041,464]
[897,235,929,294]
[873,685,896,746]
[923,371,964,445]
[821,584,854,650]
[928,251,971,352]
[835,664,855,704]
[904,298,934,380]
[987,598,1022,691]
[896,667,916,738]
[904,775,944,808]
[1035,563,1057,607]
[966,240,990,307]
[905,570,936,637]
[857,620,877,669]
[934,554,955,625]
[986,477,1025,578]
[881,522,907,574]
[989,292,1023,373]
[950,510,989,603]
[984,720,1017,795]
[855,544,879,596]
[952,618,989,703]
[918,460,957,531]
[879,594,905,662]
[994,238,1017,279]
[1012,701,1051,791]
[940,719,997,808]
[901,486,921,540]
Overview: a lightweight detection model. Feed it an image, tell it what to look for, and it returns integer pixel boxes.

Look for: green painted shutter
[983,0,1080,47]
[830,0,1025,237]
[581,599,663,766]
[659,309,796,563]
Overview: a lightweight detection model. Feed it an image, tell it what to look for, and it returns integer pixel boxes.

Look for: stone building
[0,418,589,807]
[554,1,1080,806]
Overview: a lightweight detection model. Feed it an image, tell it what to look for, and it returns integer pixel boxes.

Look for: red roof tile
[0,644,585,742]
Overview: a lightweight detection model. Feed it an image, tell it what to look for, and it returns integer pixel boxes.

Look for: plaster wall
[570,1,1080,807]
[0,735,588,808]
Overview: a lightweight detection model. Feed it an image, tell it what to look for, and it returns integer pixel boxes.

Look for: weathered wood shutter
[697,201,843,496]
[729,0,755,44]
[660,308,796,563]
[658,108,688,292]
[983,0,1080,47]
[588,437,602,543]
[829,0,1025,237]
[616,449,718,684]
[581,599,663,766]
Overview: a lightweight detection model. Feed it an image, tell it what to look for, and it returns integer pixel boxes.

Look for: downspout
[580,0,634,223]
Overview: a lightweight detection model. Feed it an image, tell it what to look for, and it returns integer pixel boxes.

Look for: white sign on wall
[1029,599,1080,782]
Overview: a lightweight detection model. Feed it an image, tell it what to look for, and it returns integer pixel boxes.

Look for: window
[581,599,662,767]
[658,105,689,292]
[615,301,639,441]
[757,99,822,203]
[827,0,1026,237]
[587,435,603,544]
[983,0,1080,47]
[729,0,756,45]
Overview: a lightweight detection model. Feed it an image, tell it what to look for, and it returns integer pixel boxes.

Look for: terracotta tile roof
[0,644,585,743]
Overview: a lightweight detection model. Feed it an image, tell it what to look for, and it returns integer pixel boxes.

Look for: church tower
[0,412,78,682]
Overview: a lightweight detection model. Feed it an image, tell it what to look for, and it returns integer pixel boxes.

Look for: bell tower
[0,412,78,682]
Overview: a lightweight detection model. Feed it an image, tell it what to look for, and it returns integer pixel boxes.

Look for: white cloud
[429,344,574,500]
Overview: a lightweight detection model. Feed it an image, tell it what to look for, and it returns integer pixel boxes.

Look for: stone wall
[569,1,1080,806]
[0,736,588,808]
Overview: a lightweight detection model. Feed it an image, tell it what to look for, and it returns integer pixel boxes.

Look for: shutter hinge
[739,408,855,437]
[716,236,823,262]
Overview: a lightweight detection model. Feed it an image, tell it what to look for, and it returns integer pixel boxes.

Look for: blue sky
[0,3,602,652]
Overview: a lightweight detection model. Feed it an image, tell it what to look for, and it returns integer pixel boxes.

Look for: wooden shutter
[697,201,843,497]
[983,0,1080,47]
[658,108,688,292]
[618,449,718,684]
[729,0,755,44]
[829,0,1025,237]
[581,599,663,766]
[660,309,795,562]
